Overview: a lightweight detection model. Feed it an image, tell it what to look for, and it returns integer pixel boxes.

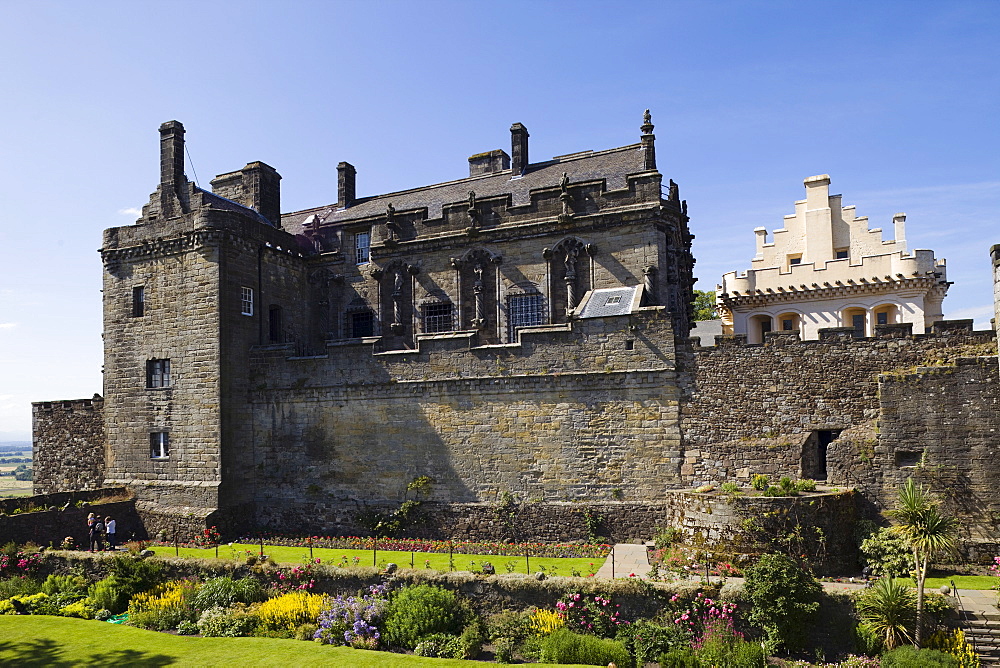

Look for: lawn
[0,615,595,667]
[145,542,606,577]
[901,574,998,591]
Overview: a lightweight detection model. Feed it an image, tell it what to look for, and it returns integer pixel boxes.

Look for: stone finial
[640,111,656,171]
[641,109,654,135]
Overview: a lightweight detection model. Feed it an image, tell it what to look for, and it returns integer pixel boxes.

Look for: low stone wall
[255,493,859,574]
[0,500,143,548]
[0,487,130,516]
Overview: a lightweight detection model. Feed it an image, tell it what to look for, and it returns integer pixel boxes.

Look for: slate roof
[281,143,649,235]
[577,286,642,319]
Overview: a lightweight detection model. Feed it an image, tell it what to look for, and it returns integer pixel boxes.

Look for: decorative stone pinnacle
[641,109,654,135]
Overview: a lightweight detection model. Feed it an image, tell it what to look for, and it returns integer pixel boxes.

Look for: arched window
[873,304,898,327]
[776,312,801,334]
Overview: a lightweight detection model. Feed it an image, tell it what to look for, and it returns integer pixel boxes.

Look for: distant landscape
[0,441,32,497]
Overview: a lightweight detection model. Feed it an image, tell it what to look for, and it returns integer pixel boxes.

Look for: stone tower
[100,121,303,531]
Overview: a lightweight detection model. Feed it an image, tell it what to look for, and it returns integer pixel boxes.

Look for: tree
[887,478,959,647]
[692,290,717,321]
[742,553,822,653]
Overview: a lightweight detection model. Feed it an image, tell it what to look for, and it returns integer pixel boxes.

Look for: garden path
[594,543,650,579]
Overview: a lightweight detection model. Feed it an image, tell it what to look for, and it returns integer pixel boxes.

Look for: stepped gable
[281,144,647,232]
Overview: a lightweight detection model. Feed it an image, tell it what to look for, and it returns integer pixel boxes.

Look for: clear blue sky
[1,0,997,439]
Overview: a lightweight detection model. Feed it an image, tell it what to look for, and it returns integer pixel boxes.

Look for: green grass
[145,542,605,577]
[892,575,999,591]
[0,615,595,667]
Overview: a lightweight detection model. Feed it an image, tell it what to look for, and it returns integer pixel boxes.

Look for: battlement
[32,396,103,412]
[690,318,988,349]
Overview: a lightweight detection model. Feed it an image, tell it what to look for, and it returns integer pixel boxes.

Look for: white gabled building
[717,175,949,343]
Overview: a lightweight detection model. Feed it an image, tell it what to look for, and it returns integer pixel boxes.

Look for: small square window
[350,310,375,338]
[788,256,802,265]
[241,287,254,316]
[150,432,169,459]
[835,249,849,260]
[132,287,145,317]
[355,231,371,265]
[604,295,622,305]
[423,302,454,333]
[146,359,171,388]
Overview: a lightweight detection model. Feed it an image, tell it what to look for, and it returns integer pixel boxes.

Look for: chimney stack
[158,120,188,215]
[338,162,356,208]
[510,123,529,176]
[242,162,282,227]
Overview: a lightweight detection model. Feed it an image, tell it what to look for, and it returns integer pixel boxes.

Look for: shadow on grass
[0,638,175,666]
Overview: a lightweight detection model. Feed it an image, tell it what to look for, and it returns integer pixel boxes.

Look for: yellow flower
[255,591,325,632]
[529,608,565,636]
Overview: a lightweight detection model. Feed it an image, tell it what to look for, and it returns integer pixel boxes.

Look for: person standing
[87,513,103,552]
[105,516,117,551]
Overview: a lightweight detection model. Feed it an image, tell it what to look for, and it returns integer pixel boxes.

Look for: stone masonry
[32,397,105,495]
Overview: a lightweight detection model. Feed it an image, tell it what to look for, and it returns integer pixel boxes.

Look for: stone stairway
[961,610,1000,667]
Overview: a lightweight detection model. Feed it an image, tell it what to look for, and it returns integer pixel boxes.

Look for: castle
[31,115,1000,567]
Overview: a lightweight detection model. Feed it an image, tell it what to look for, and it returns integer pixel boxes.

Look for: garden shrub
[88,576,131,614]
[3,592,53,615]
[696,621,766,668]
[539,628,633,667]
[176,619,199,635]
[41,574,87,596]
[383,584,464,649]
[660,647,701,667]
[127,580,198,631]
[0,576,41,599]
[108,555,163,594]
[486,609,532,642]
[494,636,516,664]
[555,592,628,637]
[854,577,916,650]
[881,645,960,667]
[742,553,821,653]
[197,605,259,637]
[616,619,687,666]
[859,528,911,578]
[193,576,267,611]
[925,628,979,667]
[414,632,463,658]
[59,599,96,619]
[255,591,326,637]
[314,583,388,648]
[459,618,487,659]
[295,623,318,641]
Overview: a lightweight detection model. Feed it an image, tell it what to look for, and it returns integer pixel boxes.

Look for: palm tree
[887,477,959,647]
[855,577,916,650]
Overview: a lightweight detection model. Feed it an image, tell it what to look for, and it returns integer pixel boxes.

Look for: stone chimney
[892,213,907,246]
[468,149,510,177]
[159,120,189,216]
[510,123,529,176]
[338,162,356,208]
[242,162,282,227]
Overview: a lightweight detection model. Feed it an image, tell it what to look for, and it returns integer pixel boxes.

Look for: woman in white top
[105,516,117,550]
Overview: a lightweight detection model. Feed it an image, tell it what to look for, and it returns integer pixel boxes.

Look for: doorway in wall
[801,429,841,480]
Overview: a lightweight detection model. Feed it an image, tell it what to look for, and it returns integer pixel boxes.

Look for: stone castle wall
[244,308,682,532]
[32,397,105,495]
[680,323,997,485]
[856,358,1000,546]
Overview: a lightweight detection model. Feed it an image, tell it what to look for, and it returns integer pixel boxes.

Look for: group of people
[86,513,117,552]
